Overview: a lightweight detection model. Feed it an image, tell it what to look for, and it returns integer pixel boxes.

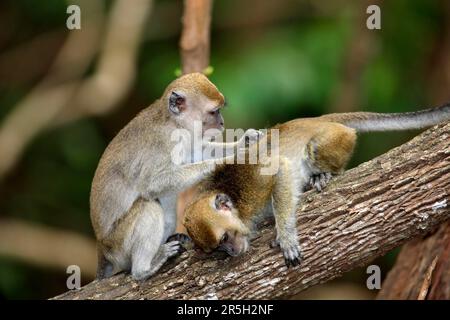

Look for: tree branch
[377,221,450,299]
[0,0,152,180]
[180,0,212,74]
[0,219,97,278]
[53,122,450,299]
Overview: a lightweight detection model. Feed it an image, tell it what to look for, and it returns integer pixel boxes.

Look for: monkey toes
[166,233,194,253]
[270,239,302,268]
[309,172,333,192]
[163,240,182,258]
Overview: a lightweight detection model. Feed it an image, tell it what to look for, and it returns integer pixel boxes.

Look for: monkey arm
[170,160,218,191]
[270,157,302,266]
[203,128,264,157]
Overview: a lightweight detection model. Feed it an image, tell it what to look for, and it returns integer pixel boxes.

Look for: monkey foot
[163,240,182,258]
[166,233,194,253]
[270,239,302,268]
[309,172,333,192]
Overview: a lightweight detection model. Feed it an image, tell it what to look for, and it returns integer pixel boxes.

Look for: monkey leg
[308,172,333,192]
[271,157,302,267]
[306,123,357,192]
[159,194,179,240]
[96,246,114,279]
[130,199,181,281]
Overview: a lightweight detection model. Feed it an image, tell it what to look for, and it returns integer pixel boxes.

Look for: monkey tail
[318,102,450,132]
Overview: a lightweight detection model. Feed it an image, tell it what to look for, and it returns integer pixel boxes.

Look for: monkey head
[183,192,250,257]
[164,73,226,136]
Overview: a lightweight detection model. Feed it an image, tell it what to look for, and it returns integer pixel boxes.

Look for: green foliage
[13,0,68,27]
[2,120,105,234]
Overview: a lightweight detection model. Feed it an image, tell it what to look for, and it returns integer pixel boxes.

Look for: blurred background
[0,0,449,299]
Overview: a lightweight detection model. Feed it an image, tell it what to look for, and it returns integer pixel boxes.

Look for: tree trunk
[377,221,450,299]
[53,122,450,300]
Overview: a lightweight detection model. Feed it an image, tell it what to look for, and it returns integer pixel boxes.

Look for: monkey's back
[90,103,170,239]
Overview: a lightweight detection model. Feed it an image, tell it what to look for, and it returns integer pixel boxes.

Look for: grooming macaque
[90,73,261,280]
[183,104,450,266]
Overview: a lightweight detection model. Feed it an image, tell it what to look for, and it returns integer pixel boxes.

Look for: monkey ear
[214,193,233,211]
[169,91,186,115]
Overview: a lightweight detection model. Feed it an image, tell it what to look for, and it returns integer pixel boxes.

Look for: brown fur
[164,73,225,106]
[183,118,357,254]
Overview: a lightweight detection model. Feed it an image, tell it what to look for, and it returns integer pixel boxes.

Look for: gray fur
[320,103,450,132]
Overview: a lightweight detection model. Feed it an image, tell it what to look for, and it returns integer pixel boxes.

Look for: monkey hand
[166,233,194,253]
[239,129,264,148]
[308,172,333,192]
[270,237,302,268]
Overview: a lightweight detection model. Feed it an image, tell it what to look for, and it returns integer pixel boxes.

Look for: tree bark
[377,221,450,299]
[180,0,212,74]
[53,122,450,299]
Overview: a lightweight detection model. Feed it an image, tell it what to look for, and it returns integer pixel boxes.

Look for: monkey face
[165,73,226,135]
[183,192,250,256]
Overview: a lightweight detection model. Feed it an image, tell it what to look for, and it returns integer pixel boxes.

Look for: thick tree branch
[54,122,450,299]
[377,221,450,299]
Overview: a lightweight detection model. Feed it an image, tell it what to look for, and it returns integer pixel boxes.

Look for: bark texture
[377,221,450,299]
[54,122,450,300]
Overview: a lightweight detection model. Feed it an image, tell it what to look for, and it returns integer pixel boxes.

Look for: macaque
[183,104,450,266]
[90,73,261,280]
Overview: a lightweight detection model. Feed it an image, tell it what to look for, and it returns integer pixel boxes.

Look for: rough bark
[53,122,450,299]
[377,221,450,299]
[180,0,212,74]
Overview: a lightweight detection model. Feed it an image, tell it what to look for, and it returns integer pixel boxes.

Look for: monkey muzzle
[218,235,249,257]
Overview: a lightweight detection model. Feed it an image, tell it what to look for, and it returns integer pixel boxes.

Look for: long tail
[318,103,450,132]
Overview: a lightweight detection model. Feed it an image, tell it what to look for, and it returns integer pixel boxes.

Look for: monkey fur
[183,103,450,266]
[90,73,261,280]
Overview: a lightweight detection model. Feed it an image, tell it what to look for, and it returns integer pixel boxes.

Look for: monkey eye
[220,233,228,244]
[209,109,219,116]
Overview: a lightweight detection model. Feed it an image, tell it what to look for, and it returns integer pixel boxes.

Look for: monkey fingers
[309,172,333,192]
[285,256,301,268]
[164,240,182,258]
[166,233,194,252]
[243,128,265,146]
[270,238,302,268]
